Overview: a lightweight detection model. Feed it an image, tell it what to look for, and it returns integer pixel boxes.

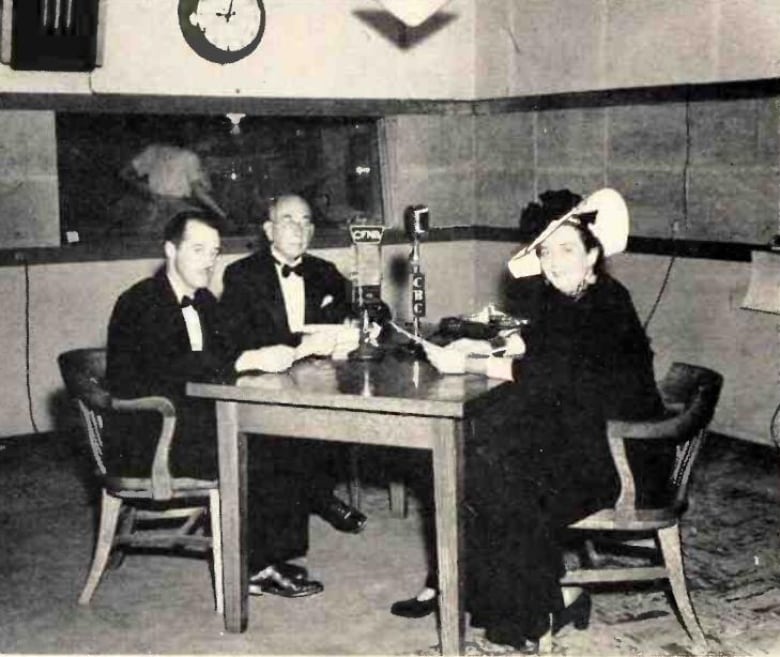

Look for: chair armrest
[606,413,690,520]
[111,396,177,500]
[610,408,700,443]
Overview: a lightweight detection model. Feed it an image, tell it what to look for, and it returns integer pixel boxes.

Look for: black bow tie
[180,295,196,309]
[278,261,304,278]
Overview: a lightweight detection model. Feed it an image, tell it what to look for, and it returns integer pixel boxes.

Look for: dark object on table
[438,315,528,341]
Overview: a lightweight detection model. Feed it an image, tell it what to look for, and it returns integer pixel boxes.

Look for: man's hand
[446,338,493,355]
[423,343,466,375]
[236,345,296,373]
[295,331,337,360]
[332,325,360,360]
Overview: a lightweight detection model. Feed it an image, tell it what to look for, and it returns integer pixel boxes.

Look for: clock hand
[216,0,235,22]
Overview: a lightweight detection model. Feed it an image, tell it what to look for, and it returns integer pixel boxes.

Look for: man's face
[164,219,221,294]
[263,196,314,263]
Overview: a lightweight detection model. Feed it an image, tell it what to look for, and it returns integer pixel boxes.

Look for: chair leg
[79,489,122,605]
[108,506,136,570]
[657,525,707,649]
[388,481,407,518]
[209,489,224,615]
[538,614,554,654]
[347,444,361,511]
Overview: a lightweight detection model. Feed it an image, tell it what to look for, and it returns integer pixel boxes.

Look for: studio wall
[475,0,780,97]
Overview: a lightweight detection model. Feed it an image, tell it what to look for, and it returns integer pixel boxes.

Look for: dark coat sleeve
[591,283,663,420]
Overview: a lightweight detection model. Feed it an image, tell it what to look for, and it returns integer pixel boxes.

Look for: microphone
[404,205,429,338]
[348,221,386,361]
[404,204,430,238]
[349,222,385,313]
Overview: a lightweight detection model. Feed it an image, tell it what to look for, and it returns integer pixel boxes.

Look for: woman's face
[537,224,598,296]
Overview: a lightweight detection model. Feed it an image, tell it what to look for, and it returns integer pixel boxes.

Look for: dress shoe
[552,591,591,634]
[248,565,323,598]
[314,496,367,534]
[273,562,308,582]
[390,594,437,618]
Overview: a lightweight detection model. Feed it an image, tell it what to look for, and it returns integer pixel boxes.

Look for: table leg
[432,420,464,656]
[216,401,248,633]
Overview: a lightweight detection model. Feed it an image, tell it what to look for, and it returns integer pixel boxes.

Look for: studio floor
[0,431,779,656]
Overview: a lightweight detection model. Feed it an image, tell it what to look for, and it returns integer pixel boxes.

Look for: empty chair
[558,362,723,650]
[58,348,223,612]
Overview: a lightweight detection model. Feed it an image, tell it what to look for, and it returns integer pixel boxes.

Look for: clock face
[178,0,265,64]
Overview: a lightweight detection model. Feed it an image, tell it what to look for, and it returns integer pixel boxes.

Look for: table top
[187,351,509,419]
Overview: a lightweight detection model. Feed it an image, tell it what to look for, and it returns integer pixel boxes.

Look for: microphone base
[348,342,384,362]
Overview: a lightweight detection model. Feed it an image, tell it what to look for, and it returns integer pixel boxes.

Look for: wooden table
[188,353,510,655]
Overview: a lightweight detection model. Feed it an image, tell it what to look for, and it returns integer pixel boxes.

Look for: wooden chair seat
[105,477,218,496]
[555,362,723,653]
[58,347,223,612]
[568,506,680,532]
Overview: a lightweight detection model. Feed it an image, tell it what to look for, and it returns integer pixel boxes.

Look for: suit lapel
[255,252,292,334]
[152,270,192,353]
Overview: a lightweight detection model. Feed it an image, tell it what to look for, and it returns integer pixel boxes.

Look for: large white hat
[507,188,630,278]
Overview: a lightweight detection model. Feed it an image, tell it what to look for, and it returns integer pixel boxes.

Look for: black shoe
[552,591,591,634]
[484,623,539,653]
[390,595,437,618]
[315,496,367,534]
[248,565,323,598]
[273,562,308,582]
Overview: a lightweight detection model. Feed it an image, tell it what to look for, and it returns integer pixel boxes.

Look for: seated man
[104,210,322,597]
[220,194,370,534]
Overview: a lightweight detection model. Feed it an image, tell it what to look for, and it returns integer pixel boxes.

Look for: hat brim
[507,188,629,279]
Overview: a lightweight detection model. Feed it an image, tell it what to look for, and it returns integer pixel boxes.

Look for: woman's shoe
[552,591,591,634]
[484,623,539,654]
[390,594,437,618]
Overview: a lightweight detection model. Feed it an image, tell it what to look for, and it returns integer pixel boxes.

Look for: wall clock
[178,0,265,65]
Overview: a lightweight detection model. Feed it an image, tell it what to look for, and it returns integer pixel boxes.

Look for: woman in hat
[392,189,671,652]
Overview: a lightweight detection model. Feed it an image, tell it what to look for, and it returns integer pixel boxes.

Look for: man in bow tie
[104,210,324,598]
[220,194,371,549]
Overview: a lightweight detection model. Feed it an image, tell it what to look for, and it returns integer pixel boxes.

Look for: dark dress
[463,273,668,641]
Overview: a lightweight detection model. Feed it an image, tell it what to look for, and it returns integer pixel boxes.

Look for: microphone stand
[348,222,385,362]
[348,304,383,361]
[410,232,423,340]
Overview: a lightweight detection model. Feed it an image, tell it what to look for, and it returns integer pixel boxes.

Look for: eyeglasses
[275,217,312,231]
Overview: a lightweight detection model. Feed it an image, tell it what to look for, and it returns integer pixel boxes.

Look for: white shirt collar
[270,246,302,269]
[166,271,196,304]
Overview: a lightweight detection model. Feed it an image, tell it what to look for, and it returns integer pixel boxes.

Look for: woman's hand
[423,343,467,375]
[501,331,527,357]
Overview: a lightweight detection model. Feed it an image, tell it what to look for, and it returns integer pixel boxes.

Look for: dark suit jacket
[220,249,352,351]
[104,268,237,477]
[107,268,237,400]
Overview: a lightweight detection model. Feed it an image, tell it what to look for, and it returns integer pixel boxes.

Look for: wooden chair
[58,348,223,612]
[557,362,723,651]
